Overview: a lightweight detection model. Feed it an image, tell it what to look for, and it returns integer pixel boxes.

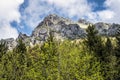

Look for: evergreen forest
[0,25,120,80]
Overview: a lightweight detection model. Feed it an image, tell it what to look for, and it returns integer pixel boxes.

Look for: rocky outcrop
[31,14,86,45]
[0,14,120,49]
[94,22,110,36]
[0,38,17,50]
[78,18,90,25]
[94,22,120,36]
[108,24,120,36]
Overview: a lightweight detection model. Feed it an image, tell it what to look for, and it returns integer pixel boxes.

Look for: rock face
[108,24,120,36]
[94,22,110,36]
[31,14,86,45]
[0,14,120,49]
[0,38,17,50]
[94,22,120,36]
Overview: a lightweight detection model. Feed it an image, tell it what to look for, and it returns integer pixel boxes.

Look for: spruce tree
[85,25,104,58]
[115,37,120,79]
[15,39,26,54]
[115,37,120,57]
[40,31,58,79]
[0,41,8,60]
[12,39,27,79]
[104,37,118,80]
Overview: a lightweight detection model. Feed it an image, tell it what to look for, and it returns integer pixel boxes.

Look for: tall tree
[0,41,8,60]
[104,37,118,80]
[85,25,104,58]
[114,37,120,79]
[115,37,120,57]
[15,39,26,54]
[40,31,59,79]
[12,39,27,79]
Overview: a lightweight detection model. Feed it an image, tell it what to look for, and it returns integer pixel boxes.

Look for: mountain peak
[1,14,120,50]
[78,18,90,25]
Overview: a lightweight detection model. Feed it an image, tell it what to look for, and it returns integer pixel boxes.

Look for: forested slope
[0,25,120,80]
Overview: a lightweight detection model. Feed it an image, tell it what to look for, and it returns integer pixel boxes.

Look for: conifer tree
[104,37,118,80]
[105,38,113,52]
[40,31,58,79]
[115,37,120,57]
[115,37,120,79]
[12,39,27,79]
[15,39,26,54]
[0,41,8,60]
[85,25,104,58]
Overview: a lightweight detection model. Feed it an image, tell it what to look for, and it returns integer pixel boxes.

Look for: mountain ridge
[0,14,120,50]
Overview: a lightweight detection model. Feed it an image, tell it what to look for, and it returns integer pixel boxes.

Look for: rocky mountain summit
[0,14,120,50]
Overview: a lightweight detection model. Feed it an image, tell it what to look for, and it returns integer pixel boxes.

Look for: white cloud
[45,0,92,18]
[21,0,120,34]
[3,0,120,39]
[22,0,93,28]
[90,0,120,23]
[0,24,18,39]
[103,0,120,23]
[0,0,24,39]
[22,0,53,28]
[23,0,120,28]
[97,10,114,20]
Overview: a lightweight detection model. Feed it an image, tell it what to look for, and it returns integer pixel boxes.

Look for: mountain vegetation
[0,24,120,80]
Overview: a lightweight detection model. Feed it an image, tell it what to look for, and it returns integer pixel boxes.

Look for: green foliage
[14,39,27,54]
[57,41,103,80]
[103,37,118,80]
[114,36,120,79]
[84,25,119,80]
[0,26,120,80]
[0,41,8,59]
[85,25,104,57]
[115,37,120,57]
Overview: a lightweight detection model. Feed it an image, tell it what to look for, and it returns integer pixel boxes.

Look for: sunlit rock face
[0,38,17,50]
[108,24,120,36]
[31,14,86,45]
[0,14,120,49]
[94,22,110,36]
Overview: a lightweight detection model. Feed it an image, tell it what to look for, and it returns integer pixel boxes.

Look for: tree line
[0,25,120,80]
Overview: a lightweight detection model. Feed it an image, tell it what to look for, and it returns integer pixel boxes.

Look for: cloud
[22,0,93,28]
[22,0,120,29]
[19,0,120,36]
[90,0,120,23]
[0,24,18,39]
[45,0,92,18]
[2,0,120,39]
[21,0,53,28]
[103,0,120,23]
[97,10,114,21]
[0,0,24,39]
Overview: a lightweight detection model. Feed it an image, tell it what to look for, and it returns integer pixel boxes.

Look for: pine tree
[114,37,120,79]
[12,39,27,79]
[40,31,59,79]
[115,37,120,57]
[85,25,104,58]
[15,39,26,54]
[104,37,118,80]
[0,41,8,60]
[105,37,113,54]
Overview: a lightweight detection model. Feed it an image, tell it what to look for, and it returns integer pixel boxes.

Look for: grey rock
[78,18,90,25]
[2,14,120,50]
[94,22,110,35]
[0,38,17,50]
[108,23,120,36]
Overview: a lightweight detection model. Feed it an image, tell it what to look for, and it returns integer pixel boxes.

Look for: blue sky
[0,0,120,39]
